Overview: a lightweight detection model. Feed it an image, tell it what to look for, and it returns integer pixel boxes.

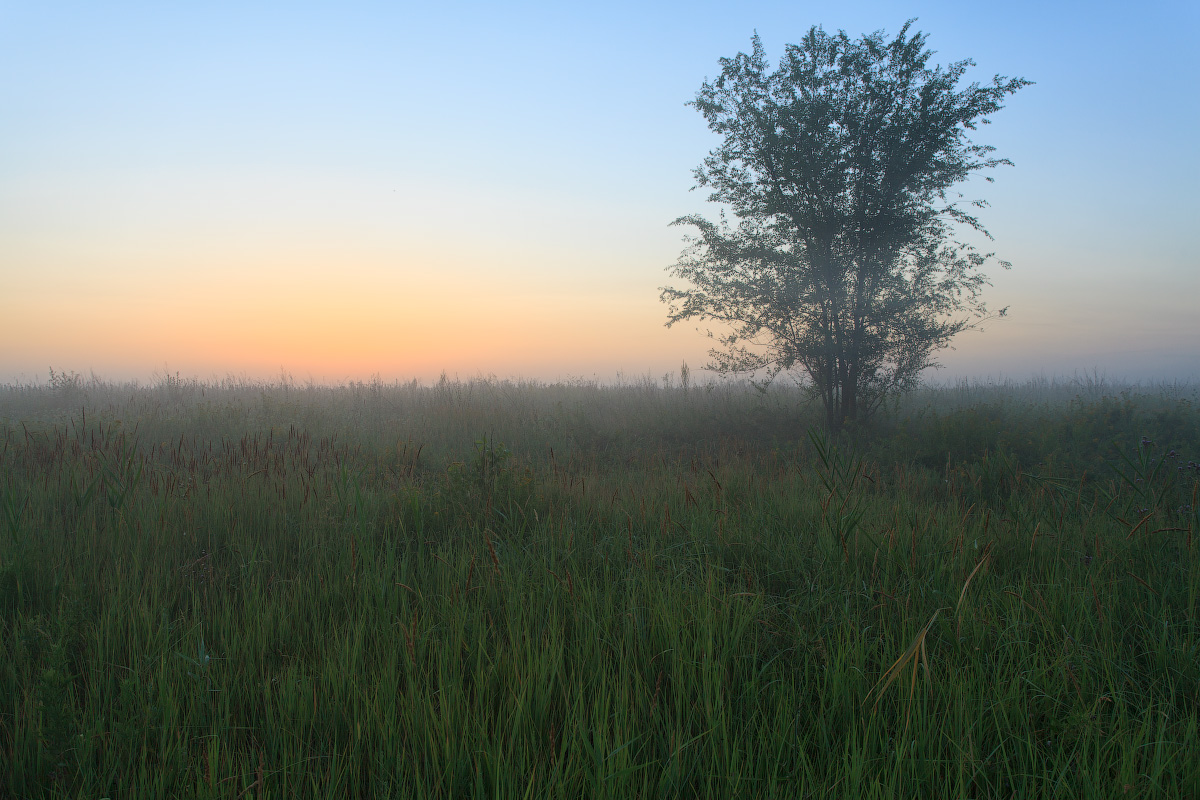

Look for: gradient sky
[2,0,1197,385]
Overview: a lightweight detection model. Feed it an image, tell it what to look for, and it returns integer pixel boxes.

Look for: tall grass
[1,374,1197,797]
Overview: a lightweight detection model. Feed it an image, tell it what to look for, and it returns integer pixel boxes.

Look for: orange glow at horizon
[3,192,1197,385]
[2,243,711,383]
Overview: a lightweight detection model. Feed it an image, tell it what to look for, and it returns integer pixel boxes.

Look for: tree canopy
[662,22,1030,428]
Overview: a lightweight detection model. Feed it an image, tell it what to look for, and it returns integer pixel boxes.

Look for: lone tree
[662,22,1030,429]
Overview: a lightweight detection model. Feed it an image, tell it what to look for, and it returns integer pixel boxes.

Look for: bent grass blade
[867,608,942,739]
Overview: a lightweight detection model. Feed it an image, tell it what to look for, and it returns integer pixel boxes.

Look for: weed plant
[0,374,1197,798]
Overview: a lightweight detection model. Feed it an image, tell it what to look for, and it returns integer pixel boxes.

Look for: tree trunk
[843,373,857,426]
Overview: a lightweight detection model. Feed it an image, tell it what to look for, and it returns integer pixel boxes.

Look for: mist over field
[3,371,1199,796]
[3,0,1199,796]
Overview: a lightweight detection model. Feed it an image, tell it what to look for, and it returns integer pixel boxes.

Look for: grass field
[2,373,1198,798]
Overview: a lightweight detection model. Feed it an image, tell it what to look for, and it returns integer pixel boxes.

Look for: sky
[2,0,1198,386]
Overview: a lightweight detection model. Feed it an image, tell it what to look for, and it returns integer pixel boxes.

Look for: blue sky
[2,0,1197,384]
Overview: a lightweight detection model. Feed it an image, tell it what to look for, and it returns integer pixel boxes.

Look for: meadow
[1,371,1198,798]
